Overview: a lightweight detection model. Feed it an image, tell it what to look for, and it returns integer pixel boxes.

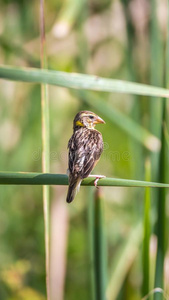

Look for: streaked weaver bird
[66,110,105,203]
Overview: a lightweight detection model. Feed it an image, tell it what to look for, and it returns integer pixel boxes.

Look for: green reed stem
[1,65,169,97]
[40,0,50,299]
[154,0,169,297]
[91,189,107,300]
[142,160,151,297]
[154,103,166,300]
[1,172,169,188]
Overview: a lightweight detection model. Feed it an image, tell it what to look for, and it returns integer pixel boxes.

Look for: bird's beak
[93,116,105,124]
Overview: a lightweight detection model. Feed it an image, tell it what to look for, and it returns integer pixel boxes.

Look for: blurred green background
[0,0,169,299]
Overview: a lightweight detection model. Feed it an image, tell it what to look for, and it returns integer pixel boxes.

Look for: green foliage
[1,65,169,97]
[0,0,169,300]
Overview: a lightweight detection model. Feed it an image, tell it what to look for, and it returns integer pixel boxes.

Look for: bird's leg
[88,175,106,187]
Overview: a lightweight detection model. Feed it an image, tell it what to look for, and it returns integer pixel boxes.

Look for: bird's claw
[89,175,106,188]
[94,178,100,188]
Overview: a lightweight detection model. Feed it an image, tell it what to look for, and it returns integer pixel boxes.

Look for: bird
[66,110,105,203]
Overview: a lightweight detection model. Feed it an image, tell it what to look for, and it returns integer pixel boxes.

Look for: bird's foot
[88,175,106,188]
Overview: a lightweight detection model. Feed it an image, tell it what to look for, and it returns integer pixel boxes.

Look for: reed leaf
[150,0,163,182]
[142,159,151,297]
[40,1,50,299]
[1,172,169,188]
[93,189,107,300]
[154,105,166,300]
[88,188,96,300]
[1,65,169,97]
[153,1,169,298]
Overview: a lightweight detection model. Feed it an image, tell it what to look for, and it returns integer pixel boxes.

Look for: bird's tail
[66,177,82,203]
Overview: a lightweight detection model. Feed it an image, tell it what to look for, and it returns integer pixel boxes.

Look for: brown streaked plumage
[66,110,105,203]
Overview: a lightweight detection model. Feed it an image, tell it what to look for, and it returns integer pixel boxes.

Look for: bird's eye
[89,115,94,119]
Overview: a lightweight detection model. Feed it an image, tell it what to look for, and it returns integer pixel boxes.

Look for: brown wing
[82,131,103,178]
[68,128,103,179]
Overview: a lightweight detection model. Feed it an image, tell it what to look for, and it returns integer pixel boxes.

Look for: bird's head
[73,111,105,130]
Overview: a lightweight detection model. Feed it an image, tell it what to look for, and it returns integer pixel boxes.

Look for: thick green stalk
[154,103,166,300]
[142,160,151,297]
[122,0,144,180]
[92,189,107,300]
[1,172,169,188]
[88,188,96,300]
[154,12,168,294]
[154,1,169,298]
[40,0,50,299]
[1,65,169,97]
[150,0,163,135]
[150,0,163,186]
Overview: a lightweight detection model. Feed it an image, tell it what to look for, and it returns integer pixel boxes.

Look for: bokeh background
[0,0,169,299]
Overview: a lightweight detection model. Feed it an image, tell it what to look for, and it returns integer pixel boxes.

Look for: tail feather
[66,178,81,203]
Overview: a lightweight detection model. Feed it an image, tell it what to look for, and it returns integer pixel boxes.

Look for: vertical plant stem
[122,0,143,179]
[154,104,166,300]
[142,159,151,297]
[150,1,165,298]
[88,188,96,300]
[154,1,169,298]
[90,188,107,300]
[40,0,50,299]
[150,0,163,180]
